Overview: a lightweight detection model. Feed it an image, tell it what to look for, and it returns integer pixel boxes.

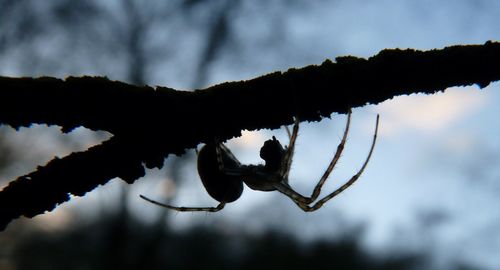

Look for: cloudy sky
[2,0,499,269]
[160,1,500,268]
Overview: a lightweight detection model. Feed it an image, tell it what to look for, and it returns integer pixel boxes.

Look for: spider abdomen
[197,144,244,203]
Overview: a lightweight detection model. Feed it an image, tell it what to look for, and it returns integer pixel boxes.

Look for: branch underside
[0,41,499,230]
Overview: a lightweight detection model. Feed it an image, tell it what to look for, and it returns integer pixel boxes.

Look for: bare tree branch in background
[0,0,293,233]
[0,41,499,230]
[191,0,240,88]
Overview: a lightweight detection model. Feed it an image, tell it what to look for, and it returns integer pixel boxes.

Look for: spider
[140,110,379,212]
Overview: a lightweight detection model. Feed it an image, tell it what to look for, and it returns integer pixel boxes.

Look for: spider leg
[219,143,240,165]
[273,182,310,204]
[215,141,225,171]
[284,125,292,139]
[306,109,352,204]
[280,117,300,180]
[140,195,225,212]
[215,141,241,171]
[299,114,379,212]
[273,110,352,205]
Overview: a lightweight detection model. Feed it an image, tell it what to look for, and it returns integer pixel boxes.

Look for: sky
[154,2,499,268]
[1,0,500,269]
[147,1,500,268]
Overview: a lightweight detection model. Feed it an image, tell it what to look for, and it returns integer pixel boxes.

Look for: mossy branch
[1,41,499,230]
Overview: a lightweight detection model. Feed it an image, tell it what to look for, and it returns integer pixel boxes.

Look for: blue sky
[1,0,499,269]
[153,1,500,268]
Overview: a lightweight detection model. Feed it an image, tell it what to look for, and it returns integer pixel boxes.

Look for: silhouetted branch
[0,41,499,230]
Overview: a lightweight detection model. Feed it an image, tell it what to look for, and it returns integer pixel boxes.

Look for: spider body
[140,111,379,212]
[227,136,287,192]
[197,143,243,203]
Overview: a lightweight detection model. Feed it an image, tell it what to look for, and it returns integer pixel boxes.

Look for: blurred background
[0,0,499,269]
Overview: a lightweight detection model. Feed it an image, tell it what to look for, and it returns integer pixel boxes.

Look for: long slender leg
[139,195,225,212]
[272,111,349,204]
[218,143,240,165]
[273,110,352,205]
[140,142,237,212]
[280,117,300,180]
[306,109,352,203]
[215,141,225,171]
[284,125,292,139]
[299,114,380,212]
[214,141,241,172]
[273,182,310,204]
[215,142,249,177]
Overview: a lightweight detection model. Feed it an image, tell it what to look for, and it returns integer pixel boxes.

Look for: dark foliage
[11,217,426,270]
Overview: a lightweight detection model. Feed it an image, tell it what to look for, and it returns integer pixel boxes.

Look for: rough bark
[0,41,499,230]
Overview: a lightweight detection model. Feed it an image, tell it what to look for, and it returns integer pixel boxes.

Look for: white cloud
[375,86,487,136]
[233,130,265,149]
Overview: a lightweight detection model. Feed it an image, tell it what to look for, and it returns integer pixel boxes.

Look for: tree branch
[0,41,499,230]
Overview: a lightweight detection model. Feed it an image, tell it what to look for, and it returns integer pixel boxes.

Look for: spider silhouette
[140,110,379,212]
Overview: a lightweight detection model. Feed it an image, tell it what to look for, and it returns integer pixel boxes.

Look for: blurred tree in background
[0,0,497,269]
[11,219,429,270]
